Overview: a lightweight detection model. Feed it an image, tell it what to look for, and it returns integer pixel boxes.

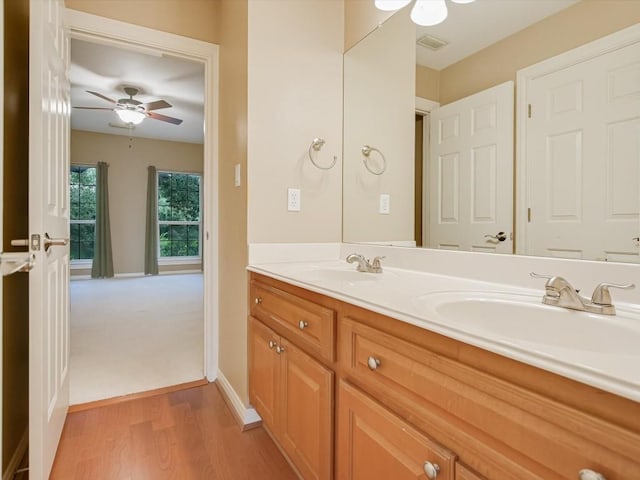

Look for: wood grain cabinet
[249,316,333,480]
[337,380,456,480]
[248,273,640,480]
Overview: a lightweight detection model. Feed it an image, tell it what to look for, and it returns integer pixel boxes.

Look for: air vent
[417,33,448,51]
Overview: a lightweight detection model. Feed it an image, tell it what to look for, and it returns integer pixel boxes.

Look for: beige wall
[217,0,249,405]
[65,0,220,44]
[343,9,416,243]
[344,0,395,52]
[70,130,203,275]
[416,64,439,102]
[247,0,344,244]
[440,0,640,104]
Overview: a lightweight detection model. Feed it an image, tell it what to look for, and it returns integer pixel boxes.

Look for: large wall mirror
[342,0,640,263]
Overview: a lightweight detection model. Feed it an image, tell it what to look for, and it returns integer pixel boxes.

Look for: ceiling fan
[73,87,183,126]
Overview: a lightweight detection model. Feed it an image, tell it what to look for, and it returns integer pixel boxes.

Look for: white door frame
[64,9,220,380]
[415,96,439,247]
[515,22,640,255]
[0,0,4,470]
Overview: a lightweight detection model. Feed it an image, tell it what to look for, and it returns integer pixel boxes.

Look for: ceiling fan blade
[72,106,114,110]
[147,111,183,125]
[143,100,172,111]
[86,90,117,104]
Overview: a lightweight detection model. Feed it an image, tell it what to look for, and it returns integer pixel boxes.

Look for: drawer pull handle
[423,461,440,479]
[276,345,285,354]
[579,469,606,480]
[367,356,381,371]
[268,340,276,349]
[255,297,263,304]
[299,320,309,330]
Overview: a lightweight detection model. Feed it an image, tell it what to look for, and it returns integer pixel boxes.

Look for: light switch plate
[288,188,301,212]
[379,194,390,214]
[234,164,241,187]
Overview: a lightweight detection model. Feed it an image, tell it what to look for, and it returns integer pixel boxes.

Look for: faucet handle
[530,272,553,280]
[591,282,635,305]
[530,272,576,295]
[371,256,385,268]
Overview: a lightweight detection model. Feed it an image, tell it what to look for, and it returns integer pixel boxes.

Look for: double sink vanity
[247,245,640,480]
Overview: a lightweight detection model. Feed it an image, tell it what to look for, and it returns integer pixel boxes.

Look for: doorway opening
[68,38,207,405]
[67,11,218,404]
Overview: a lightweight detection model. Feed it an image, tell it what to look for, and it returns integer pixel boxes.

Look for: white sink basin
[413,291,640,354]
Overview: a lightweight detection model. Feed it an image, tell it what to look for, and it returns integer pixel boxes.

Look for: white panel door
[29,0,70,477]
[525,41,640,262]
[429,81,514,253]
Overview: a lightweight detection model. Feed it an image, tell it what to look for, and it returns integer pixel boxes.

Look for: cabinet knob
[276,345,285,354]
[423,461,440,479]
[299,320,309,330]
[268,340,276,349]
[579,469,606,480]
[367,356,381,371]
[255,297,263,304]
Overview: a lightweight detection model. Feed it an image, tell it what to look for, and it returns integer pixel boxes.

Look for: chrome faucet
[530,272,634,315]
[346,253,384,273]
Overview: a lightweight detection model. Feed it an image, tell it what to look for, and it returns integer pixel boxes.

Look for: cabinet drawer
[337,380,455,480]
[456,463,486,480]
[251,280,336,362]
[340,317,640,479]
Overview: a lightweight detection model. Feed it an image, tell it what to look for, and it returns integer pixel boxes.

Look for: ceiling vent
[417,34,448,51]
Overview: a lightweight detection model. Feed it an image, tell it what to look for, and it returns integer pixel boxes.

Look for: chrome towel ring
[361,145,386,175]
[308,137,337,170]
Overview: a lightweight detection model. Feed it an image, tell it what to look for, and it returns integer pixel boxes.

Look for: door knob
[367,356,381,370]
[484,231,507,242]
[423,461,440,479]
[578,469,606,480]
[43,233,69,252]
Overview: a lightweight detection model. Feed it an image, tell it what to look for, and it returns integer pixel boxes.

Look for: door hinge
[31,234,41,251]
[527,208,532,222]
[528,104,532,118]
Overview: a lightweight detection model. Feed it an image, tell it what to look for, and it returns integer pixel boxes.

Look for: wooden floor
[51,382,298,479]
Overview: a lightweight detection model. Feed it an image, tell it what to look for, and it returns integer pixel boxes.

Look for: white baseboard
[216,370,261,428]
[3,429,28,480]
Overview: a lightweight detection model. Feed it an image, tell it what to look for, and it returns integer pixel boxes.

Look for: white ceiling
[70,39,205,144]
[416,0,579,70]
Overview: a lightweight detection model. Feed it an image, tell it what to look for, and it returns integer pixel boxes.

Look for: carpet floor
[70,273,204,405]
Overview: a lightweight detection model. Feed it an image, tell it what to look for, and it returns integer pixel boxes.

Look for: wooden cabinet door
[456,463,486,480]
[279,338,334,480]
[337,380,455,480]
[248,317,280,433]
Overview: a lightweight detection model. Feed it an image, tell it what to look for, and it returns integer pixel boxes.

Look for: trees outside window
[70,166,96,260]
[158,172,201,258]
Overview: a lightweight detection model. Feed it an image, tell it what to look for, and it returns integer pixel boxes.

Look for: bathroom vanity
[247,265,640,480]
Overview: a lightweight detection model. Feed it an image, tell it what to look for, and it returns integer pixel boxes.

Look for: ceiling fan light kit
[73,86,183,126]
[116,108,145,125]
[375,0,475,27]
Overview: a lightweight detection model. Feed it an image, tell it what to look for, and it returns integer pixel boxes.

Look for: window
[70,165,96,260]
[158,172,201,258]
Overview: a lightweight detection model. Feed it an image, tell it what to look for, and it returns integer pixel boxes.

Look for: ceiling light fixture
[115,108,145,125]
[375,0,475,27]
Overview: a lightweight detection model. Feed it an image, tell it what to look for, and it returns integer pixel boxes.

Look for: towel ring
[308,138,337,170]
[361,145,386,175]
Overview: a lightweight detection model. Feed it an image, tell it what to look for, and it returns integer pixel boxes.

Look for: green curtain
[91,162,114,278]
[144,165,159,275]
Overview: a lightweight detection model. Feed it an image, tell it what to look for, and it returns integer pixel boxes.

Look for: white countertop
[248,260,640,402]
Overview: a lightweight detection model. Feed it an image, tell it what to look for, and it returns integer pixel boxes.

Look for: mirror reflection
[342,0,640,263]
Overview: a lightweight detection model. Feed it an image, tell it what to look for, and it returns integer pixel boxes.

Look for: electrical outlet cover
[288,188,301,211]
